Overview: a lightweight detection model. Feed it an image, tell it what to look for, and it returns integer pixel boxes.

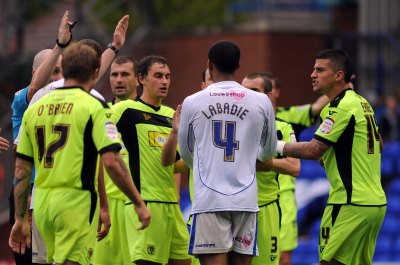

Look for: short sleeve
[314,107,352,144]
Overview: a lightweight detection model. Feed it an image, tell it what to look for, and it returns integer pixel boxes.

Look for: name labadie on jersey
[179,81,277,214]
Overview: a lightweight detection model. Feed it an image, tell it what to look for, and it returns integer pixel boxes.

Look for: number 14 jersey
[314,89,386,206]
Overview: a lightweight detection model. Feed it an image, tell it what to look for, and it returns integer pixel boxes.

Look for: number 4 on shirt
[212,120,239,162]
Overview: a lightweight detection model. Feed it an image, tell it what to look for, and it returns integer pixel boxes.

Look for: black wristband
[56,34,72,48]
[107,43,119,54]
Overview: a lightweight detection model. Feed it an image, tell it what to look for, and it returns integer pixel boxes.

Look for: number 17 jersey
[17,87,121,190]
[178,81,277,214]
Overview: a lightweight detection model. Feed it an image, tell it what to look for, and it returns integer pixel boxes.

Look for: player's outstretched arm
[9,158,33,254]
[161,105,181,167]
[101,151,151,230]
[27,10,74,102]
[277,139,329,160]
[256,157,300,176]
[96,15,129,84]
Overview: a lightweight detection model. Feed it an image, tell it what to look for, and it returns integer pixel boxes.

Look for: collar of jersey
[135,96,161,112]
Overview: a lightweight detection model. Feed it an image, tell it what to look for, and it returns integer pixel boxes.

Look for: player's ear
[335,70,344,82]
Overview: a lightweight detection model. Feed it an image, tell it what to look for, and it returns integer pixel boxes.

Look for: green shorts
[34,188,99,265]
[92,197,130,265]
[125,202,190,264]
[279,190,298,251]
[319,204,386,264]
[252,200,281,265]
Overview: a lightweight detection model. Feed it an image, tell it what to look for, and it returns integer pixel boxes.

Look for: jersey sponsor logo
[319,117,334,134]
[195,242,216,248]
[149,131,169,147]
[105,122,119,140]
[143,113,152,120]
[233,235,253,248]
[209,90,246,100]
[290,132,297,143]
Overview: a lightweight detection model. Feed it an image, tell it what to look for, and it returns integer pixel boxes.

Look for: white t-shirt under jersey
[178,81,277,214]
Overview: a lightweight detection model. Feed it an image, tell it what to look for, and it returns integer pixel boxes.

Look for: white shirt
[178,81,277,214]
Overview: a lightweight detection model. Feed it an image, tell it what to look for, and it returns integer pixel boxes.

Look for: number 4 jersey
[16,87,121,190]
[314,89,386,206]
[178,81,277,214]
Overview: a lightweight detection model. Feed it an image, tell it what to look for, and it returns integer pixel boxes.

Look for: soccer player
[111,55,190,265]
[9,41,150,265]
[263,73,330,139]
[178,40,277,265]
[242,72,300,265]
[9,11,73,265]
[107,55,138,105]
[161,67,214,265]
[276,49,386,264]
[92,55,138,265]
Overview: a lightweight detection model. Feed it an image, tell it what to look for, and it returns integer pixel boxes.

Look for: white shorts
[188,211,258,256]
[32,212,48,264]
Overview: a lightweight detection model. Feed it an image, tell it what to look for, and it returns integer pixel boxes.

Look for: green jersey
[111,99,178,203]
[257,118,295,205]
[276,104,315,138]
[314,89,386,205]
[277,119,297,192]
[16,87,121,190]
[102,100,128,200]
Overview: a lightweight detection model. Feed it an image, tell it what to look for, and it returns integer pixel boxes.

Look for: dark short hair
[136,55,168,77]
[315,49,353,83]
[208,40,240,74]
[112,55,136,73]
[245,72,273,94]
[62,41,101,83]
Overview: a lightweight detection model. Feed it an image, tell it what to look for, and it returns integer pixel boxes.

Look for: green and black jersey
[257,118,295,206]
[276,104,315,138]
[277,119,297,193]
[17,87,121,190]
[103,100,129,200]
[314,89,386,206]
[111,99,178,203]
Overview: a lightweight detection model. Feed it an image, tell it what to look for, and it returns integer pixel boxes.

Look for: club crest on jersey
[87,248,94,259]
[147,244,155,254]
[143,113,152,120]
[320,117,335,134]
[105,122,119,140]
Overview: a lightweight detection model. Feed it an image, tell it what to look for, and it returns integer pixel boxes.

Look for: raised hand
[112,15,129,49]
